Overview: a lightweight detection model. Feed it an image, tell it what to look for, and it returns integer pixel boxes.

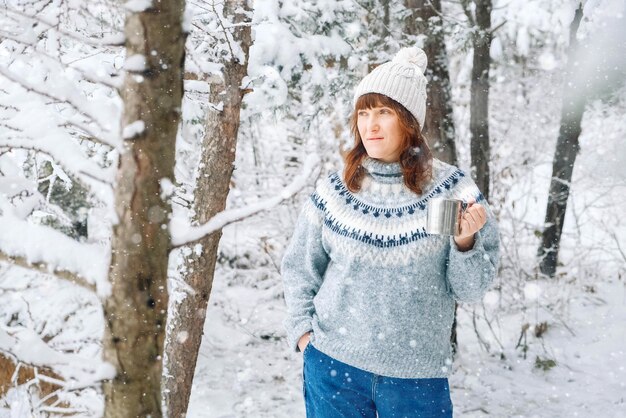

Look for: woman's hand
[454,198,487,251]
[298,332,311,353]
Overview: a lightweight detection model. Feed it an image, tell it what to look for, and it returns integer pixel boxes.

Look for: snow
[483,290,499,306]
[0,265,108,417]
[124,54,147,72]
[0,136,115,184]
[2,0,626,416]
[185,226,626,417]
[516,26,529,57]
[181,2,626,416]
[183,5,194,33]
[524,282,542,301]
[452,278,626,417]
[123,0,153,13]
[538,51,558,71]
[170,153,319,247]
[122,120,145,140]
[0,327,115,385]
[160,177,175,200]
[0,215,111,297]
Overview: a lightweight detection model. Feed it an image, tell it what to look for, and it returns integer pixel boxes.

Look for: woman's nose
[368,116,379,132]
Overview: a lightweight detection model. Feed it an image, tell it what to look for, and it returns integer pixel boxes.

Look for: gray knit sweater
[281,157,500,378]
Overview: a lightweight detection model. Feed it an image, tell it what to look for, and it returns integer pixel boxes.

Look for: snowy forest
[0,0,625,416]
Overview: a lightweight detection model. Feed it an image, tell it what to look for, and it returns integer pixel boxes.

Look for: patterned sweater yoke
[311,158,483,251]
[281,157,501,379]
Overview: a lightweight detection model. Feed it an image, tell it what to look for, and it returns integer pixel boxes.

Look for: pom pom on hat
[353,45,429,130]
[392,47,428,74]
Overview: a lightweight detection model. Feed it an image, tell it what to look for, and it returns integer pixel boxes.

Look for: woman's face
[357,105,404,163]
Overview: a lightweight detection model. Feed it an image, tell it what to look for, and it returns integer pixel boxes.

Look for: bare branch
[210,0,236,61]
[489,19,507,35]
[471,307,490,352]
[541,305,576,337]
[609,230,626,263]
[0,122,22,133]
[422,0,471,27]
[480,302,505,351]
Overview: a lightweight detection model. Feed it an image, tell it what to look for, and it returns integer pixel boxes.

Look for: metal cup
[426,198,468,236]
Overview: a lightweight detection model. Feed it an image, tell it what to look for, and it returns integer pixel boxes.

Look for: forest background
[0,0,624,417]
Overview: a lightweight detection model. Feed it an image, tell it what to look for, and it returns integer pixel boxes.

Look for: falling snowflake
[524,282,542,300]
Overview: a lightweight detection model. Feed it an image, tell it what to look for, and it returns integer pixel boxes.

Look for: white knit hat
[353,47,428,130]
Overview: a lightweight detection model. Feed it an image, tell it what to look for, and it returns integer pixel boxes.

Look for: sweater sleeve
[281,192,330,352]
[445,183,501,303]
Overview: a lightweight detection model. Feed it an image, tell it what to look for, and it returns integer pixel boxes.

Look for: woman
[281,46,500,417]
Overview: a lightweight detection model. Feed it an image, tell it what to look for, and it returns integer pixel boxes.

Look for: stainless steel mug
[426,198,468,236]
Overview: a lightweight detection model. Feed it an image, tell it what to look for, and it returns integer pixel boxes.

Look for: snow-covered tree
[0,0,188,415]
[162,1,253,416]
[0,0,123,415]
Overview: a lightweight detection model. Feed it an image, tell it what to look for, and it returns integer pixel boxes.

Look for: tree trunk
[162,1,252,417]
[103,1,186,417]
[403,0,461,353]
[403,0,458,165]
[538,4,585,278]
[469,0,493,200]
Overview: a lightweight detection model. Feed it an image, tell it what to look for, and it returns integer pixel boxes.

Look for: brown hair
[344,93,433,195]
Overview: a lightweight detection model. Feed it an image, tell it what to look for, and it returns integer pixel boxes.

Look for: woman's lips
[367,137,384,141]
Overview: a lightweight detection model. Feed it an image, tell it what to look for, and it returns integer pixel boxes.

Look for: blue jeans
[302,343,453,418]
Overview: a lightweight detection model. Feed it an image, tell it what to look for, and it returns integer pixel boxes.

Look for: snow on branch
[0,137,115,185]
[0,326,115,389]
[0,65,118,146]
[124,0,154,13]
[4,6,125,47]
[122,120,146,140]
[0,31,124,91]
[0,216,111,297]
[0,252,96,294]
[170,153,320,247]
